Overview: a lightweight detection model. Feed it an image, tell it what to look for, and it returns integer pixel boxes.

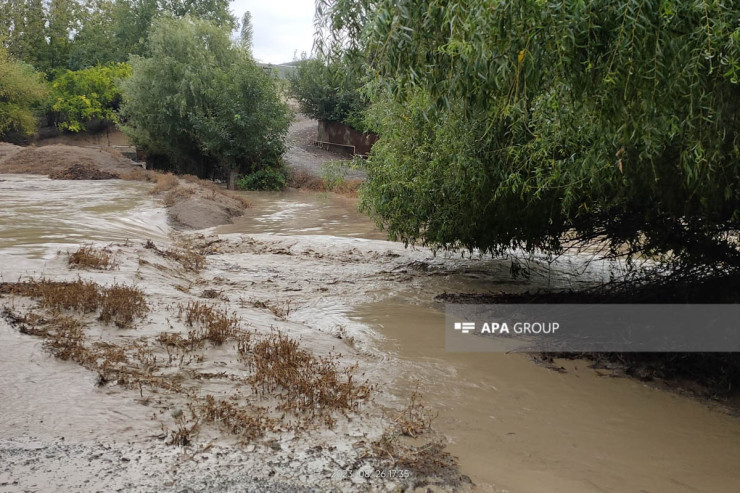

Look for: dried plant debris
[67,245,116,270]
[179,301,238,345]
[144,239,206,272]
[198,395,274,442]
[394,389,437,438]
[239,331,372,417]
[0,278,147,327]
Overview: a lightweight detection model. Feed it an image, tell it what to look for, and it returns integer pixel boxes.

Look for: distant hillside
[258,61,299,78]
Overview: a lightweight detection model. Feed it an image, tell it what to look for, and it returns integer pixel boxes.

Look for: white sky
[230,0,317,64]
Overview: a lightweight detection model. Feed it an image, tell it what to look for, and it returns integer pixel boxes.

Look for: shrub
[288,55,368,131]
[236,166,287,191]
[119,17,291,186]
[48,62,131,132]
[0,46,48,138]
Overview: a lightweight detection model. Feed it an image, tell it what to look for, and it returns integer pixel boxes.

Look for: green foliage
[0,0,47,68]
[48,62,131,132]
[67,0,123,70]
[119,16,291,180]
[0,0,236,73]
[237,166,287,191]
[0,46,48,137]
[319,0,740,267]
[288,55,368,131]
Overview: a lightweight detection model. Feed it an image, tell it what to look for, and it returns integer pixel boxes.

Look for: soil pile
[48,163,119,180]
[0,143,248,230]
[0,144,138,175]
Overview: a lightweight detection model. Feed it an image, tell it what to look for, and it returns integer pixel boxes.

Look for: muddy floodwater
[216,189,387,240]
[0,174,168,261]
[351,303,740,492]
[1,176,739,492]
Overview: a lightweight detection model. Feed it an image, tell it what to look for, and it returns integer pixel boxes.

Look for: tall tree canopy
[119,16,290,186]
[288,54,369,130]
[317,0,740,268]
[0,45,48,138]
[0,0,236,72]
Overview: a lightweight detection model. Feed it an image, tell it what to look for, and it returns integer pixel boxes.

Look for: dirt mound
[168,196,242,230]
[49,163,119,180]
[1,142,248,230]
[0,144,138,175]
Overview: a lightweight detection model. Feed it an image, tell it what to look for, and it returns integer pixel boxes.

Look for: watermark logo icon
[454,322,475,334]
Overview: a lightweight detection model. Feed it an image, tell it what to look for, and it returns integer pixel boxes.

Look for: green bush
[321,0,740,268]
[49,63,131,132]
[119,17,291,185]
[237,167,287,191]
[288,56,368,131]
[0,47,48,138]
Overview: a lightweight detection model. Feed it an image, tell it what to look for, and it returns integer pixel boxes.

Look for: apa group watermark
[446,304,740,353]
[455,321,560,335]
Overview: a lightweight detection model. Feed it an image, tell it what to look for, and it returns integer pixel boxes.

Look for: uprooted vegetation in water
[144,239,206,272]
[0,278,148,328]
[67,245,117,270]
[239,331,373,422]
[0,284,375,442]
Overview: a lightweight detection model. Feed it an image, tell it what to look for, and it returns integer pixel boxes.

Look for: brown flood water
[220,188,740,493]
[1,179,738,492]
[216,189,387,239]
[0,174,168,261]
[351,302,740,492]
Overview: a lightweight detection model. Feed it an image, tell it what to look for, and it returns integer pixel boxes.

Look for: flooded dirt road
[1,176,738,492]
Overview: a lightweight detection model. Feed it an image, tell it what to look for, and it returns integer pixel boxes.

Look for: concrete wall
[316,120,378,156]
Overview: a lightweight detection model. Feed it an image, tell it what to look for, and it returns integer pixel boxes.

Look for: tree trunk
[228,168,238,190]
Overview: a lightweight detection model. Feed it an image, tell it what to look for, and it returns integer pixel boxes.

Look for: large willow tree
[317,0,740,269]
[119,17,290,187]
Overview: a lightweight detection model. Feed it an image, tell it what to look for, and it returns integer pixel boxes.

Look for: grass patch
[1,278,148,328]
[179,301,239,345]
[67,245,115,270]
[162,186,196,207]
[239,330,372,417]
[198,395,274,442]
[99,282,148,328]
[150,173,179,194]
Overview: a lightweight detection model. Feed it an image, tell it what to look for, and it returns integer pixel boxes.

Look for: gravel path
[284,114,366,181]
[0,437,318,493]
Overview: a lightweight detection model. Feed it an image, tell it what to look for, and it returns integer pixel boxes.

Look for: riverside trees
[0,46,47,139]
[119,17,291,188]
[317,0,740,270]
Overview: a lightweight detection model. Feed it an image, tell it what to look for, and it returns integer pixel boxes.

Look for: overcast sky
[230,1,317,64]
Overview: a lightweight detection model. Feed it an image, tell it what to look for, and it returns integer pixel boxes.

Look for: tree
[317,0,740,268]
[1,0,237,73]
[0,45,48,138]
[288,54,368,131]
[0,0,47,68]
[44,0,80,72]
[119,16,291,188]
[67,0,122,70]
[48,62,131,131]
[239,11,253,53]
